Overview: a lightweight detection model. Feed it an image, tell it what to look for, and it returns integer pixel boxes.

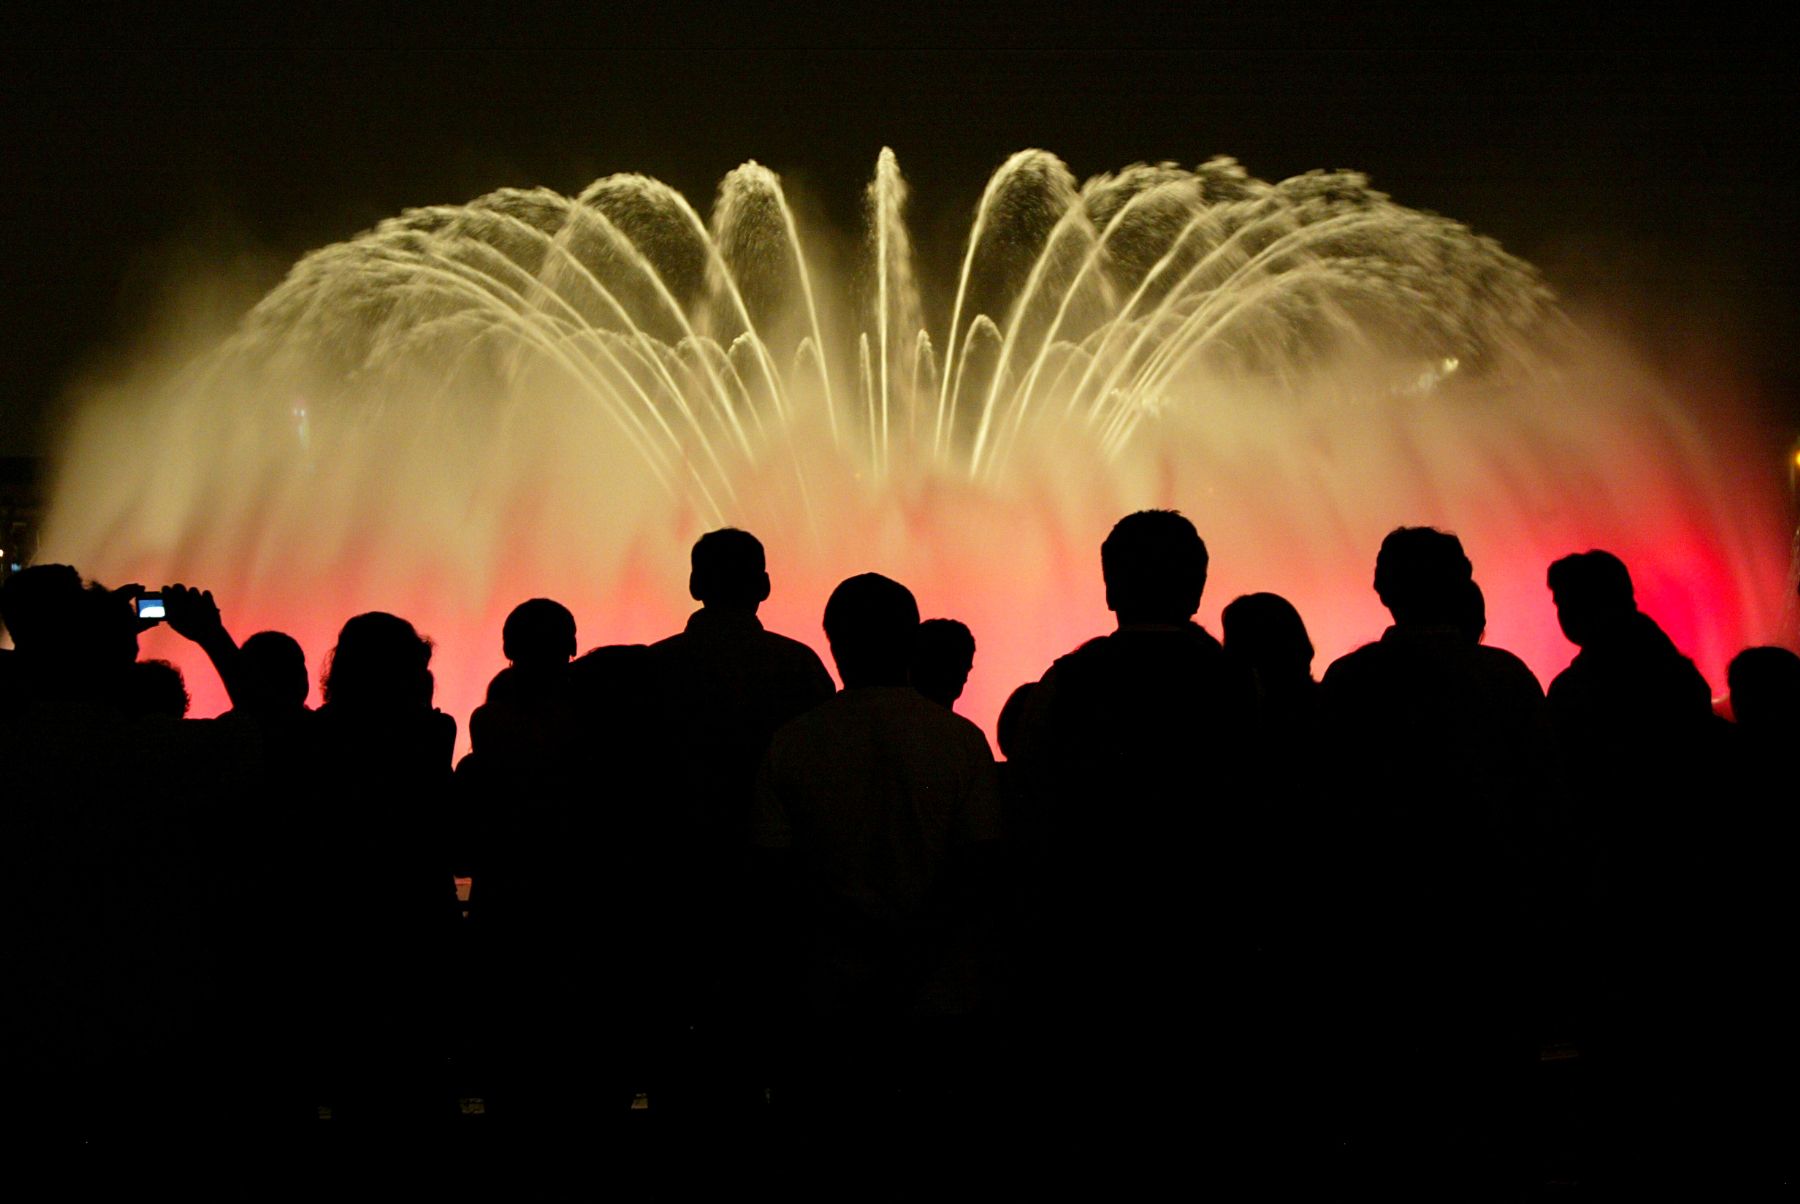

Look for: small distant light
[1791,449,1800,469]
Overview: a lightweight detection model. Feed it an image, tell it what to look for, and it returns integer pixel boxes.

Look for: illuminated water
[41,150,1791,738]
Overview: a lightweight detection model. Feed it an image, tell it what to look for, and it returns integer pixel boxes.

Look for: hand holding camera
[161,583,227,644]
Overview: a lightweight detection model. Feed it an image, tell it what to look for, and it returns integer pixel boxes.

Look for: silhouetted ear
[689,570,704,603]
[1104,581,1120,615]
[755,572,772,604]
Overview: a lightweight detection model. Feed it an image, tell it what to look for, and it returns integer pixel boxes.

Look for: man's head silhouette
[690,528,771,614]
[1728,645,1800,731]
[502,598,577,668]
[1101,510,1208,626]
[0,563,83,655]
[1546,549,1635,649]
[1373,526,1473,627]
[913,617,976,709]
[823,573,919,688]
[240,630,310,712]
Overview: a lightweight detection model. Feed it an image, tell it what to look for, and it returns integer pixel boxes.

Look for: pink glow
[110,366,1794,757]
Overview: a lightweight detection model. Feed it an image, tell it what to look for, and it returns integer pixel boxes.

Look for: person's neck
[1113,616,1194,632]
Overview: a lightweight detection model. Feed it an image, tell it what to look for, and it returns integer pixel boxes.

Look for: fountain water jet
[39,150,1792,744]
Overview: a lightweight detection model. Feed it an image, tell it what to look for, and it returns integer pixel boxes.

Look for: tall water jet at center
[40,149,1792,740]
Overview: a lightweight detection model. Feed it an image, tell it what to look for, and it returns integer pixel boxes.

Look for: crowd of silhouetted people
[1,514,1792,1192]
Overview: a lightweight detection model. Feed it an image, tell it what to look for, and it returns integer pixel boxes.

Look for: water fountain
[40,150,1792,740]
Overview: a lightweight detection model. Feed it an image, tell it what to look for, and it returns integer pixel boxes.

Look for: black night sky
[3,5,1796,455]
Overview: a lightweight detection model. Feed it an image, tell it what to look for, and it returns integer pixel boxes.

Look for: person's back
[757,680,998,1017]
[1543,552,1743,1184]
[1322,530,1546,861]
[299,612,458,1120]
[1318,528,1547,1181]
[651,531,834,844]
[1013,512,1257,1005]
[752,572,998,1183]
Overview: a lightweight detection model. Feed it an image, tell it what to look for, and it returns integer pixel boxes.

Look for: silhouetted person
[647,528,834,1111]
[1724,644,1799,1179]
[299,612,459,1122]
[1320,526,1548,1180]
[1222,590,1320,731]
[1544,550,1739,1183]
[912,617,975,710]
[123,657,190,718]
[1546,550,1712,741]
[0,563,85,706]
[1,569,259,1128]
[456,597,580,889]
[1006,510,1260,1175]
[471,639,670,1125]
[1728,644,1800,735]
[995,682,1035,763]
[235,630,311,718]
[753,574,998,1181]
[502,596,577,671]
[1219,590,1330,1082]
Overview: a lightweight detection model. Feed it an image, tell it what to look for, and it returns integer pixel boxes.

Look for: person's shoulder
[770,687,851,739]
[1475,643,1539,677]
[758,627,828,664]
[1321,639,1385,685]
[941,705,995,758]
[1044,633,1115,678]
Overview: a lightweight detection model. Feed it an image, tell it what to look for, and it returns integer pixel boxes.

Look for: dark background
[3,3,1795,455]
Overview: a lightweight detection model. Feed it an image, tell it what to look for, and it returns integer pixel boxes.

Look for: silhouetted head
[502,598,577,668]
[1101,510,1208,625]
[1222,592,1315,686]
[125,659,190,719]
[77,583,142,678]
[996,682,1037,761]
[1373,527,1473,627]
[913,617,976,709]
[0,563,83,653]
[690,528,770,614]
[1727,645,1800,731]
[239,630,310,713]
[1546,550,1636,649]
[322,612,434,713]
[823,573,919,688]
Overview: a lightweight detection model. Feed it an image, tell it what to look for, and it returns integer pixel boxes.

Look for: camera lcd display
[136,596,166,620]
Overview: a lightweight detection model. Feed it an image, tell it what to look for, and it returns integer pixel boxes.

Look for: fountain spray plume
[40,150,1795,746]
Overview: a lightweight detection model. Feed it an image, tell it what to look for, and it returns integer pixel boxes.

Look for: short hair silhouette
[322,612,434,710]
[913,617,976,708]
[502,598,577,667]
[1221,592,1314,679]
[1727,645,1800,729]
[239,630,310,711]
[1101,510,1208,624]
[690,528,771,611]
[1373,526,1472,626]
[1547,549,1636,647]
[0,562,83,650]
[126,658,190,718]
[822,573,919,686]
